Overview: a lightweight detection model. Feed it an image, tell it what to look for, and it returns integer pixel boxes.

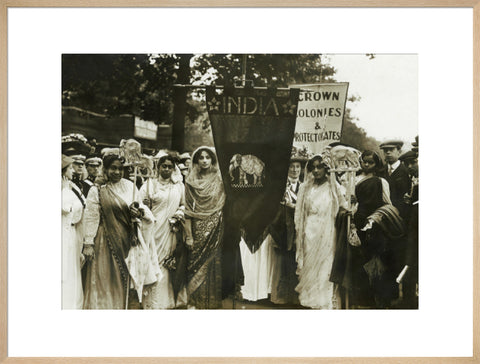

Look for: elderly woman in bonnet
[184,146,226,309]
[82,154,158,309]
[140,151,186,309]
[294,153,348,309]
[62,154,85,309]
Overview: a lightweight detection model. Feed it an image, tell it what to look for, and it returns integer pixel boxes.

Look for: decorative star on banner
[207,97,222,112]
[282,100,297,115]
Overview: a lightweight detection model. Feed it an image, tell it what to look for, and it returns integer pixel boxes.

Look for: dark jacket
[384,163,411,219]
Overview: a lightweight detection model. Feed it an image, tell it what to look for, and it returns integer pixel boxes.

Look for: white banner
[290,83,349,155]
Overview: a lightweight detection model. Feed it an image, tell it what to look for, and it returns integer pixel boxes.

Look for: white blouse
[83,178,154,245]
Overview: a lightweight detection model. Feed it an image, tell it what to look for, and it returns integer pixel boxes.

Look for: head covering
[101,147,120,158]
[179,152,191,162]
[185,146,225,220]
[62,154,73,169]
[399,150,417,162]
[85,154,102,166]
[290,147,309,164]
[103,154,125,170]
[154,150,182,184]
[412,135,419,153]
[379,140,403,150]
[71,154,86,165]
[295,152,346,271]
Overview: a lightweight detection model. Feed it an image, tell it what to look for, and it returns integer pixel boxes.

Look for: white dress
[140,178,186,309]
[62,182,84,309]
[295,181,345,309]
[240,236,275,302]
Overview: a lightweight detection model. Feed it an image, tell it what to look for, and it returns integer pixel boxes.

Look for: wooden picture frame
[1,2,478,363]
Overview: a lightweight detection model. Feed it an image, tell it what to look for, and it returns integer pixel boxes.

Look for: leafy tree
[191,54,336,87]
[62,54,179,123]
[62,53,380,152]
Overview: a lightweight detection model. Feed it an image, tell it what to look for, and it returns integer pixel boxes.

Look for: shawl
[185,146,226,220]
[98,183,135,290]
[294,156,346,272]
[367,204,406,240]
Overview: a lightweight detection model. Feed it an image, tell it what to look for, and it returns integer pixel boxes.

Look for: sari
[83,178,158,309]
[185,147,226,309]
[294,170,347,309]
[353,175,403,308]
[140,177,185,309]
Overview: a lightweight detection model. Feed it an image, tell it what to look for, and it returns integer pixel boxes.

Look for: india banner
[290,83,349,155]
[206,86,300,250]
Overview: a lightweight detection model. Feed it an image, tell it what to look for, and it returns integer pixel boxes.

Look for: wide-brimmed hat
[290,146,311,163]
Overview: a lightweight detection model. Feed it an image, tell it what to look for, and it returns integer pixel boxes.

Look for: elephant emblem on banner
[229,154,265,187]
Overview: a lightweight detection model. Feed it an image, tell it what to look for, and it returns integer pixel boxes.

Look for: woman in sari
[140,152,186,309]
[62,155,85,309]
[184,146,226,309]
[82,155,158,309]
[352,150,404,308]
[294,154,347,309]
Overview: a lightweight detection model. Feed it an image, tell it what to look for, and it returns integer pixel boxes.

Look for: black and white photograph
[61,53,418,310]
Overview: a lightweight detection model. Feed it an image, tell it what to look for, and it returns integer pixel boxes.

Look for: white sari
[140,177,185,309]
[295,172,347,309]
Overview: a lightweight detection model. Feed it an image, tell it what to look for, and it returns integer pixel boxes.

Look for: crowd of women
[61,137,418,310]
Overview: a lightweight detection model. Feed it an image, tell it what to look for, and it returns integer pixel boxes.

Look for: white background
[8,8,473,357]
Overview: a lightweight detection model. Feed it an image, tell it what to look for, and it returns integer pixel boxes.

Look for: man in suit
[398,138,419,309]
[380,140,411,219]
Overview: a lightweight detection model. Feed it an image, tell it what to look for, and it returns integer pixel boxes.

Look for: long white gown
[140,178,186,309]
[240,236,275,302]
[62,182,84,309]
[295,180,345,309]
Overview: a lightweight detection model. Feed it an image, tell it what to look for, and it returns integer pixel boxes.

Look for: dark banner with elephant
[206,86,300,251]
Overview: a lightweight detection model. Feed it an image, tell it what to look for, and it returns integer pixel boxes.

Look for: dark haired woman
[140,152,186,309]
[352,150,404,308]
[62,155,85,309]
[294,154,347,309]
[82,154,158,309]
[184,146,226,309]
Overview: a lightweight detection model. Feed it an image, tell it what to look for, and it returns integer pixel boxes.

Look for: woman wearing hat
[82,154,159,309]
[267,153,305,305]
[184,146,226,309]
[294,153,347,309]
[62,155,84,309]
[140,151,186,309]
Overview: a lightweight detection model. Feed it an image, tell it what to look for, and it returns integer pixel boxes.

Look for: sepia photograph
[61,53,419,310]
[4,5,476,360]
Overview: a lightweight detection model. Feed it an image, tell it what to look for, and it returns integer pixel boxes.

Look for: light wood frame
[1,2,478,363]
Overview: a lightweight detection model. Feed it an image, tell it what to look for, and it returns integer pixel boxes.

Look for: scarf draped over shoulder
[185,147,226,220]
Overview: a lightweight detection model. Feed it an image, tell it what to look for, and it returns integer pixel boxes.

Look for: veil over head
[294,152,347,271]
[154,149,182,184]
[185,146,225,219]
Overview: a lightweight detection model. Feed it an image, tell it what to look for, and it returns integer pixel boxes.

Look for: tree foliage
[62,53,380,152]
[191,54,336,87]
[62,54,178,123]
